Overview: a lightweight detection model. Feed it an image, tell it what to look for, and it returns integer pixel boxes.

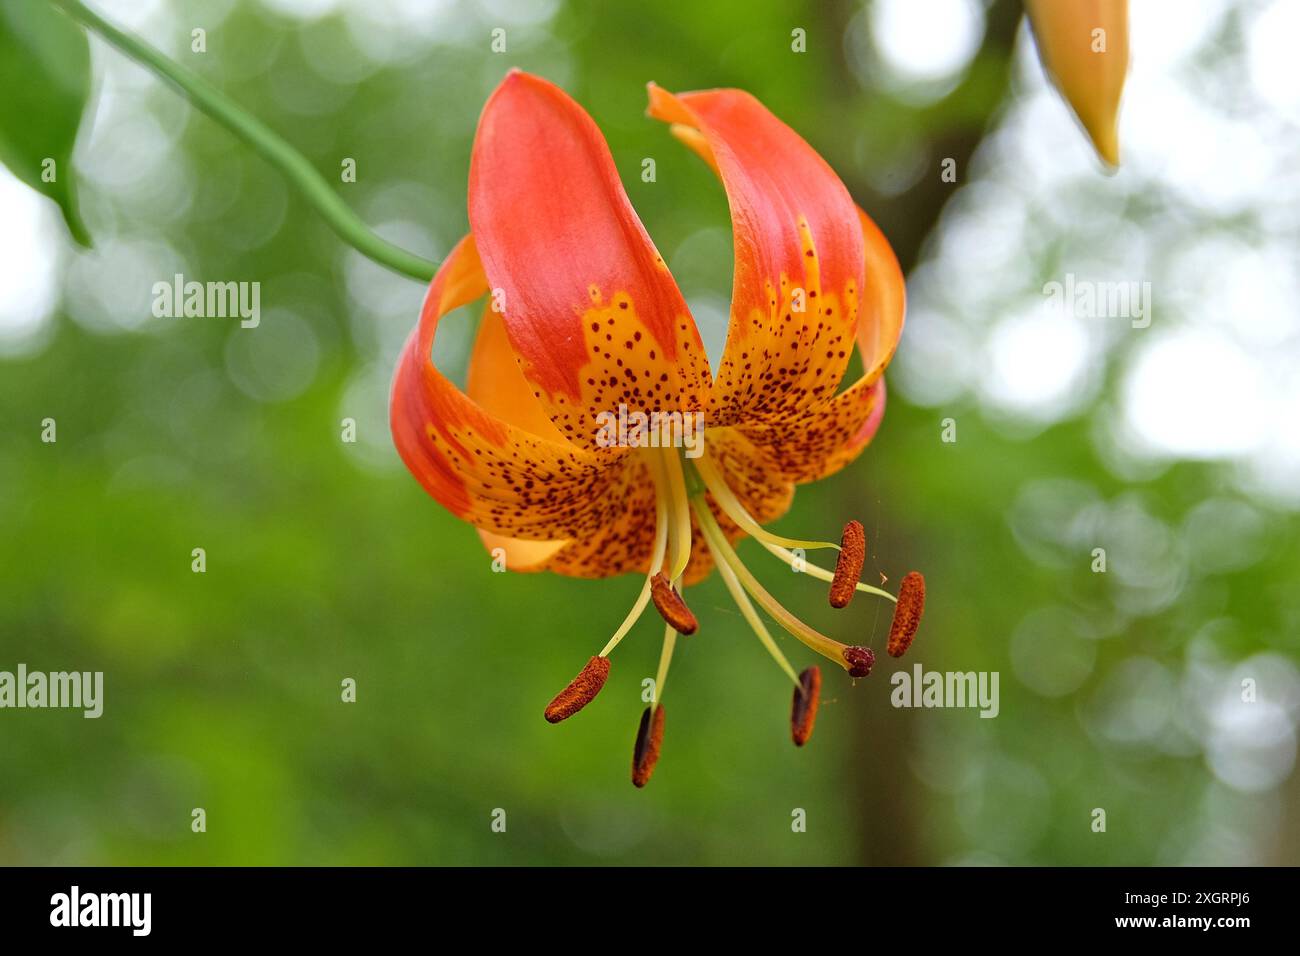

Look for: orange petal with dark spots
[466,308,667,578]
[469,71,711,452]
[470,303,676,579]
[853,206,907,390]
[648,84,865,430]
[632,705,666,788]
[720,206,902,487]
[391,236,646,548]
[467,305,571,571]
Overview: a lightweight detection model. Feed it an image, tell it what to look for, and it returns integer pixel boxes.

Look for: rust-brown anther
[843,645,876,678]
[791,666,821,746]
[631,704,666,788]
[887,571,926,658]
[544,656,610,723]
[829,520,866,608]
[651,572,698,635]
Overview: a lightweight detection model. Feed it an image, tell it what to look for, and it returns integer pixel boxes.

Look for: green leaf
[0,0,93,246]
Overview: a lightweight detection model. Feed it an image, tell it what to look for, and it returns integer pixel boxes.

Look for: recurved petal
[475,530,568,572]
[465,305,571,570]
[476,464,662,579]
[855,206,906,389]
[725,206,902,486]
[467,304,570,444]
[468,70,711,452]
[464,303,677,578]
[1025,0,1129,167]
[391,234,643,545]
[529,454,660,579]
[738,377,887,485]
[647,83,865,429]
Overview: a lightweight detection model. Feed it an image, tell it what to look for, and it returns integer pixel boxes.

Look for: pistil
[659,446,694,581]
[694,453,833,552]
[596,450,671,658]
[651,622,677,708]
[696,509,801,687]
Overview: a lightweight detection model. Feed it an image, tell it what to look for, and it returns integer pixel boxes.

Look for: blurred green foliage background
[1,0,1298,865]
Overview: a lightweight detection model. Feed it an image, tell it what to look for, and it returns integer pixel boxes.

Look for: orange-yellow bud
[1025,0,1129,167]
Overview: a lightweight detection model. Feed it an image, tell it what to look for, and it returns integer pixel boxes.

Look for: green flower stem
[48,0,437,283]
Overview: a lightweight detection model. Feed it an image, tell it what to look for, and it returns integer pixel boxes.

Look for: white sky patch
[1174,238,1299,349]
[1130,0,1231,71]
[1120,329,1268,460]
[983,302,1092,423]
[1206,696,1296,793]
[1125,76,1276,214]
[0,170,62,356]
[1248,0,1300,122]
[932,181,1033,302]
[869,0,984,86]
[91,0,171,31]
[893,298,978,408]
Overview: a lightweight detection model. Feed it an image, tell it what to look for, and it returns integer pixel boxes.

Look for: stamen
[694,454,836,552]
[843,645,876,677]
[659,450,694,581]
[887,571,925,658]
[631,704,666,788]
[692,496,861,674]
[635,625,675,785]
[829,520,866,608]
[791,666,821,746]
[651,572,698,634]
[597,451,671,658]
[763,541,897,602]
[544,656,610,723]
[700,512,801,687]
[694,455,896,603]
[651,622,677,705]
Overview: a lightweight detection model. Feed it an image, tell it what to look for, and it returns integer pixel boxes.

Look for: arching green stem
[47,0,437,283]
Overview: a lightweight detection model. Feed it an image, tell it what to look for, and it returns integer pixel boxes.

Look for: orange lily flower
[390,70,923,787]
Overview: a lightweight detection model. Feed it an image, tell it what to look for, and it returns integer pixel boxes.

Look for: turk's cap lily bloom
[1025,0,1130,167]
[390,70,924,786]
